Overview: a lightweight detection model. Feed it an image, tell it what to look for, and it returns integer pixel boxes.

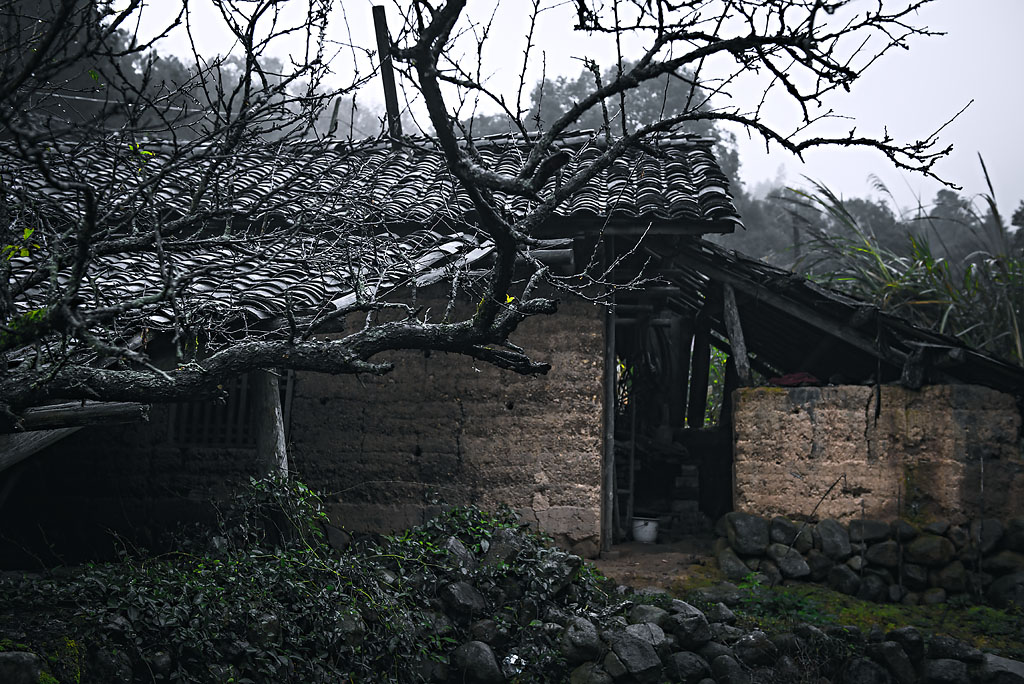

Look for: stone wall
[732,385,1024,524]
[289,295,606,557]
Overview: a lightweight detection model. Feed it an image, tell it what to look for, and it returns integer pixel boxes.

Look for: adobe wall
[289,295,606,557]
[732,385,1024,524]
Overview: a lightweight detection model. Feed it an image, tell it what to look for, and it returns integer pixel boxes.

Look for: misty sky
[141,0,1023,221]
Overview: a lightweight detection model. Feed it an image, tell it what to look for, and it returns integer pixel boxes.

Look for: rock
[826,625,865,647]
[987,571,1024,608]
[770,517,813,553]
[704,602,736,625]
[774,655,802,679]
[766,543,811,578]
[470,619,501,645]
[452,641,505,684]
[856,573,889,603]
[983,551,1024,576]
[482,528,522,570]
[886,627,924,663]
[693,582,744,607]
[866,641,916,684]
[732,631,778,667]
[931,560,968,592]
[979,653,1024,684]
[664,652,711,684]
[664,601,712,649]
[1005,518,1024,553]
[970,518,1003,557]
[849,519,892,544]
[725,512,770,555]
[906,534,956,567]
[150,651,173,677]
[414,655,449,682]
[90,647,133,684]
[444,536,479,570]
[946,525,969,551]
[806,548,834,581]
[560,617,603,665]
[323,522,352,553]
[794,623,829,645]
[699,640,734,663]
[927,635,982,663]
[901,591,920,606]
[847,555,866,572]
[887,585,907,603]
[717,546,753,581]
[338,610,367,646]
[771,632,802,656]
[902,563,930,590]
[609,634,663,684]
[921,658,968,684]
[603,651,627,680]
[712,623,746,642]
[921,587,947,605]
[815,519,852,560]
[758,559,783,586]
[628,604,669,627]
[828,563,862,596]
[892,520,919,542]
[865,540,901,568]
[924,521,951,536]
[625,622,669,657]
[0,652,42,684]
[711,654,750,684]
[841,656,892,684]
[440,581,488,616]
[570,662,613,684]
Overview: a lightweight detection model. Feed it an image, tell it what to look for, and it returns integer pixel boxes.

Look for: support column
[254,370,288,478]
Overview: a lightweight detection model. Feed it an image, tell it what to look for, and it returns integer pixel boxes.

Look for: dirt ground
[590,536,718,591]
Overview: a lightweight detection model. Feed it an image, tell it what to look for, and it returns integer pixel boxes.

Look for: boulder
[886,627,924,663]
[840,656,892,684]
[849,519,892,544]
[828,563,862,596]
[725,512,770,556]
[758,559,783,587]
[470,619,501,645]
[451,641,505,684]
[979,653,1024,684]
[1004,518,1024,553]
[664,652,711,684]
[866,641,916,684]
[0,652,42,684]
[664,601,712,649]
[924,521,951,536]
[766,543,811,579]
[926,635,982,662]
[982,550,1024,576]
[704,602,736,625]
[865,540,901,568]
[711,654,751,684]
[921,587,947,605]
[692,583,744,607]
[902,562,930,590]
[609,633,663,684]
[770,517,813,553]
[443,536,479,570]
[732,630,778,667]
[931,560,968,593]
[628,604,669,627]
[440,581,488,616]
[717,546,753,581]
[815,519,852,560]
[921,658,968,684]
[970,519,1005,555]
[946,525,969,551]
[891,520,919,542]
[906,534,956,567]
[625,622,670,657]
[560,617,603,665]
[806,548,834,581]
[855,573,889,603]
[570,662,613,684]
[481,528,523,570]
[987,571,1024,608]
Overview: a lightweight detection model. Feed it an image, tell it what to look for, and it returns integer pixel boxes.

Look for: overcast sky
[141,0,1023,221]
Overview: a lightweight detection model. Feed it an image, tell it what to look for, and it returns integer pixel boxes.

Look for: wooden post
[601,238,617,552]
[372,5,403,146]
[722,284,752,386]
[2,401,149,433]
[669,315,692,427]
[0,428,80,473]
[254,370,288,478]
[688,313,711,429]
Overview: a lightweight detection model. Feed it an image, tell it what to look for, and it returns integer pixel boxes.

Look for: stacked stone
[714,513,1024,607]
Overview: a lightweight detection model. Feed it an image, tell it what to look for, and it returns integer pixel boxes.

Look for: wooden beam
[722,284,752,386]
[688,315,711,429]
[254,371,288,478]
[602,240,617,552]
[3,401,149,433]
[372,6,403,145]
[0,427,80,473]
[670,315,693,427]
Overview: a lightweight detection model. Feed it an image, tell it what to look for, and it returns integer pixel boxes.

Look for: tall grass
[786,164,1023,367]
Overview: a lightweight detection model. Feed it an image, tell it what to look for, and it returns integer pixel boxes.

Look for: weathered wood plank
[3,401,149,433]
[687,315,711,429]
[722,284,752,386]
[0,427,80,473]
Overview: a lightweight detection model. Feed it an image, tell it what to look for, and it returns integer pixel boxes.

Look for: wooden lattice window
[168,372,292,447]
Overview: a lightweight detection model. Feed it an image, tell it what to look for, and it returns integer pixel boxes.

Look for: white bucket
[632,517,659,544]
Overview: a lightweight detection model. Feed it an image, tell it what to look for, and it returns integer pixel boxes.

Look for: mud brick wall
[732,385,1024,524]
[289,295,606,557]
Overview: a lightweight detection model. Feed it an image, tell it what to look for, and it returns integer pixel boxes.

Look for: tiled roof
[5,132,740,334]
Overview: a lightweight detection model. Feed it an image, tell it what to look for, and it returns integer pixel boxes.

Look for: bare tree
[1,0,953,423]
